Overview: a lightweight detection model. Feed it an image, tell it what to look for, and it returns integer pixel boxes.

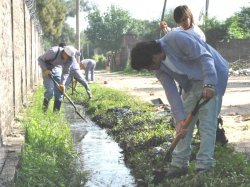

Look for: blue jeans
[43,72,63,102]
[171,81,217,170]
[85,62,96,81]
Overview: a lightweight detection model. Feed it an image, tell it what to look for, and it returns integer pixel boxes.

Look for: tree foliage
[36,0,91,48]
[36,0,67,40]
[85,5,133,53]
[225,7,250,39]
[201,17,227,47]
[64,0,91,17]
[199,7,249,47]
[162,9,176,28]
[126,19,156,40]
[56,23,76,45]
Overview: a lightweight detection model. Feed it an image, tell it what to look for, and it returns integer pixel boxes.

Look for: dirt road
[95,71,250,158]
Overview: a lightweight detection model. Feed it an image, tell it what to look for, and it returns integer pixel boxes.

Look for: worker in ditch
[58,43,92,100]
[130,31,228,177]
[38,45,76,112]
[64,57,92,99]
[80,59,96,83]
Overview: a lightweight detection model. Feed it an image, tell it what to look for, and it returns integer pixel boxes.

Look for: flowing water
[66,104,136,187]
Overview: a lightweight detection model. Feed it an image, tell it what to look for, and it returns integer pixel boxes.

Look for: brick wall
[0,0,42,145]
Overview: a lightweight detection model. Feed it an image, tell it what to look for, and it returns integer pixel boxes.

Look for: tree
[85,5,134,69]
[225,7,250,39]
[36,0,91,48]
[200,7,250,47]
[85,6,132,52]
[36,0,67,44]
[64,0,91,17]
[201,17,227,47]
[162,9,176,28]
[55,23,76,45]
[129,19,163,41]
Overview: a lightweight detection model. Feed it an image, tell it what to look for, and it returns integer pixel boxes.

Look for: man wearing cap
[38,45,76,112]
[80,59,96,83]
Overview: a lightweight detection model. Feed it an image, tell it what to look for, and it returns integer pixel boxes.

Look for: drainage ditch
[65,104,136,187]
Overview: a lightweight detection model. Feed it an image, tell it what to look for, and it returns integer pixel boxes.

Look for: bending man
[80,59,96,83]
[130,31,228,177]
[38,45,76,112]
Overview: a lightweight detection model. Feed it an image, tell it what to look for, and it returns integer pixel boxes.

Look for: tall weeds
[15,87,86,187]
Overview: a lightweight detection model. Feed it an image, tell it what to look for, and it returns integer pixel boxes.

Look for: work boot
[166,166,188,178]
[42,98,50,112]
[53,100,62,112]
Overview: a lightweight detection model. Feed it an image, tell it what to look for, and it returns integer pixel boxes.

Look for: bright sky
[69,0,249,30]
[90,0,249,21]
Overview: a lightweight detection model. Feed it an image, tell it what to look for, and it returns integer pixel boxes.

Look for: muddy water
[65,104,136,187]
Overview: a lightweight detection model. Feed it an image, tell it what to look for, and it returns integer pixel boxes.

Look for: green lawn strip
[15,87,87,187]
[73,82,250,186]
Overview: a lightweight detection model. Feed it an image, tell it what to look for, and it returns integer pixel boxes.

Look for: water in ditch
[65,104,136,187]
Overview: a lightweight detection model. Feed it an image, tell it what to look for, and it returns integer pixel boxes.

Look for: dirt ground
[95,71,250,159]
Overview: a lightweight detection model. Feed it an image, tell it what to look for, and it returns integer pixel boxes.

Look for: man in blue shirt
[38,45,76,112]
[58,43,92,99]
[130,31,228,177]
[65,58,92,99]
[80,59,96,83]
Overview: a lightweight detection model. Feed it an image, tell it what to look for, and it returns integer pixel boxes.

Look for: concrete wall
[0,0,42,145]
[216,39,250,62]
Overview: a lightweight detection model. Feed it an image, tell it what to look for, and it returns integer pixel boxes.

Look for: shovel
[50,75,86,121]
[164,96,210,160]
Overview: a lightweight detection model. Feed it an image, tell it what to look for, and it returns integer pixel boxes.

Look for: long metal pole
[205,0,209,17]
[76,0,80,63]
[160,0,167,37]
[73,0,80,95]
[161,0,167,21]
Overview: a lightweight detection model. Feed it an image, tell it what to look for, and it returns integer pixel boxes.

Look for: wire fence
[25,0,43,35]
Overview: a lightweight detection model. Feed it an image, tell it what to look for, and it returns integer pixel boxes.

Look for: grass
[14,78,250,186]
[14,87,87,187]
[71,82,250,187]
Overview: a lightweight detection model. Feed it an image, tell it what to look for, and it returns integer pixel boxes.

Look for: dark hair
[58,42,66,47]
[130,40,161,71]
[173,5,194,25]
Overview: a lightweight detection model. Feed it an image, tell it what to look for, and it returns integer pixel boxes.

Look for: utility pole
[204,0,209,32]
[72,0,80,95]
[205,0,209,17]
[76,0,80,63]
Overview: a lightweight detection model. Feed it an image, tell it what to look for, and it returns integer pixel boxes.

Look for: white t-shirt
[172,25,206,42]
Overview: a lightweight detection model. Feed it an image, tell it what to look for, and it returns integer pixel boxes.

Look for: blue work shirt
[38,46,73,84]
[155,31,229,121]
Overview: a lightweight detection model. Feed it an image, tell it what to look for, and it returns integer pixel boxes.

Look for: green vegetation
[36,0,90,48]
[14,81,250,186]
[72,82,250,186]
[15,87,87,187]
[92,54,107,70]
